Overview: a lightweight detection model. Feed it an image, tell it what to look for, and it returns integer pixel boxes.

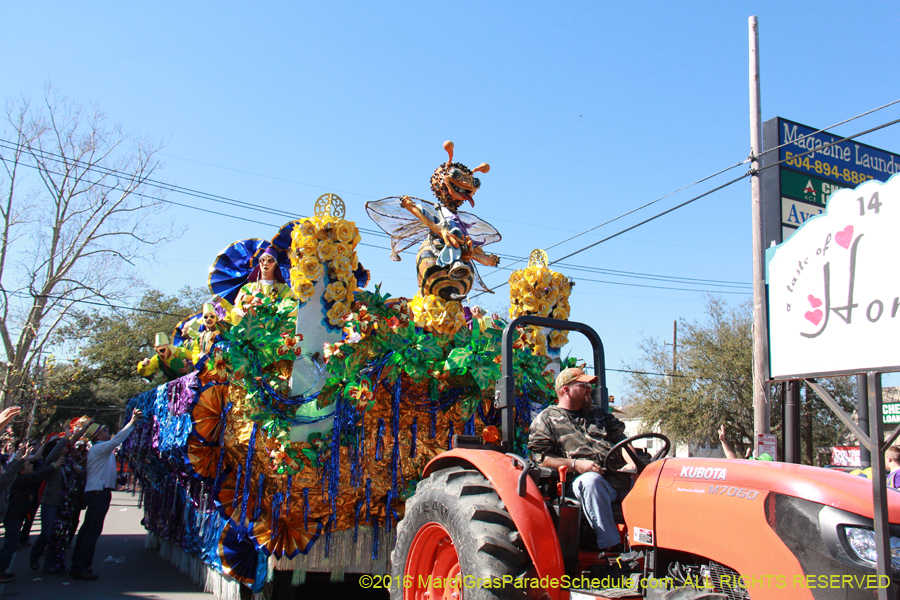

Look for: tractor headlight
[842,526,900,570]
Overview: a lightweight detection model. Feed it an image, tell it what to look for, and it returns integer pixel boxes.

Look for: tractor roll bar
[498,316,607,453]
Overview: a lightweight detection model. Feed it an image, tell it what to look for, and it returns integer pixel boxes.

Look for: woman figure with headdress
[231,247,292,324]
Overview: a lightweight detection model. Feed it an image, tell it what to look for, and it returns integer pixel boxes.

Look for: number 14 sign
[766,173,900,379]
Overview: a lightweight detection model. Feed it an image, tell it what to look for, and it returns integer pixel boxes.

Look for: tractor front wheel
[391,466,531,600]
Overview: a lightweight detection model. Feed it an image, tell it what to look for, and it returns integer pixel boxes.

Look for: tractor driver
[528,367,635,552]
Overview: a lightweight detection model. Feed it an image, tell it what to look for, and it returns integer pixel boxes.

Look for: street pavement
[0,491,214,600]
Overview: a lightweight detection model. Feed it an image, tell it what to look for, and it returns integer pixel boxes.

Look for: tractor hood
[656,457,900,520]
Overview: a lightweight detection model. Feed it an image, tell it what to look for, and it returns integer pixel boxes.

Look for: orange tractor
[389,316,900,600]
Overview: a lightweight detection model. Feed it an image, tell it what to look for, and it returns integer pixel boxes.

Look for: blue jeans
[573,472,625,549]
[71,490,111,572]
[30,504,60,570]
[0,515,25,573]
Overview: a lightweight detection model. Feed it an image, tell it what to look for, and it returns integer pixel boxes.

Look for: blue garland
[303,488,310,530]
[375,418,385,461]
[253,473,264,521]
[410,417,418,458]
[238,422,259,536]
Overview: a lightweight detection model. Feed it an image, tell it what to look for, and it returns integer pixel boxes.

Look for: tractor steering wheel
[602,433,671,475]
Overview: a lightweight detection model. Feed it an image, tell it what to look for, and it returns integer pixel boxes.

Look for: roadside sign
[767,175,900,378]
[884,402,900,424]
[780,169,847,207]
[757,433,778,460]
[761,117,900,248]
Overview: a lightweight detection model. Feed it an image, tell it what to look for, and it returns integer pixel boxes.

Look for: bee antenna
[473,163,490,174]
[443,140,454,163]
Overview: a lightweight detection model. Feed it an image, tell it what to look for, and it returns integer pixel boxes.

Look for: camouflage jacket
[528,405,628,470]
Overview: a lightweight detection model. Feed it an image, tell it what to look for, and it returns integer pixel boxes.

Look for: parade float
[121,143,576,598]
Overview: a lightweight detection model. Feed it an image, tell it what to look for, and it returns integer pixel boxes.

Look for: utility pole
[671,320,677,373]
[749,16,771,449]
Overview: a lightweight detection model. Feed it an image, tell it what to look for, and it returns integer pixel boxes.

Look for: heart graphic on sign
[835,225,854,249]
[805,310,823,326]
[807,295,823,308]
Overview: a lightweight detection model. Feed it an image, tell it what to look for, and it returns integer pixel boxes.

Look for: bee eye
[450,168,462,179]
[472,178,481,189]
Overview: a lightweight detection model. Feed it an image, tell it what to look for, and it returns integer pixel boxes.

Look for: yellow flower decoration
[551,306,570,320]
[316,240,336,262]
[295,235,318,259]
[324,281,347,303]
[334,242,352,259]
[291,276,316,303]
[549,330,569,349]
[409,293,466,335]
[330,256,353,280]
[298,256,323,282]
[299,219,316,238]
[335,221,356,244]
[327,301,351,326]
[508,260,573,356]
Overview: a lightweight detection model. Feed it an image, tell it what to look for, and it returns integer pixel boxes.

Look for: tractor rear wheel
[391,465,532,600]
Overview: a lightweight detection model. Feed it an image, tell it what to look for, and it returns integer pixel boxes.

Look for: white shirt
[84,423,134,492]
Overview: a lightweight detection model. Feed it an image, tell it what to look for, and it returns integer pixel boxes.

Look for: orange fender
[424,449,565,598]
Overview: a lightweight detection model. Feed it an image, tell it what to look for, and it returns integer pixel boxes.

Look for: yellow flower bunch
[288,216,363,317]
[508,265,573,352]
[508,265,572,320]
[409,293,467,336]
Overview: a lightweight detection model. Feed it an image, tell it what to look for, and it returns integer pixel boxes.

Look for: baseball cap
[555,367,598,390]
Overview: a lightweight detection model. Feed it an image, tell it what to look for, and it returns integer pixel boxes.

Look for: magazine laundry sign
[766,174,900,379]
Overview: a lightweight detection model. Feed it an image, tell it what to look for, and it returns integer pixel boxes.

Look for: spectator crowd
[0,405,143,583]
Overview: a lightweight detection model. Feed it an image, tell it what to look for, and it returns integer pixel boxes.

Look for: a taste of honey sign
[766,174,900,379]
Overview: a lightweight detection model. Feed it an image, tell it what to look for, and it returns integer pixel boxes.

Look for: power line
[470,172,751,299]
[7,290,185,317]
[2,145,753,292]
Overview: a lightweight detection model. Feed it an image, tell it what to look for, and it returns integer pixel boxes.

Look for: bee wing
[470,264,494,294]
[455,210,502,246]
[365,196,434,259]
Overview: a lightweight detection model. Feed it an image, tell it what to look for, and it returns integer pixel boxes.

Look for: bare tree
[0,86,175,409]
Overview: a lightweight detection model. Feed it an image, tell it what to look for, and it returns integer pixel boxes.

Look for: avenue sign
[766,174,900,379]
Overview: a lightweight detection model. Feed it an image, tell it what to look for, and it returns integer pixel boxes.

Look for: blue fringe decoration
[303,488,310,530]
[232,464,242,510]
[365,478,372,520]
[238,422,259,536]
[271,492,284,538]
[372,521,380,560]
[285,475,293,517]
[252,473,264,521]
[385,376,402,532]
[410,417,418,458]
[375,418,385,461]
[464,414,475,435]
[447,420,454,450]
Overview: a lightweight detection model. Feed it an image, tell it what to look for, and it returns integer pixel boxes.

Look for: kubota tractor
[390,316,900,600]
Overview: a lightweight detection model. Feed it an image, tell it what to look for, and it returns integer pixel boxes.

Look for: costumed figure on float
[136,333,194,383]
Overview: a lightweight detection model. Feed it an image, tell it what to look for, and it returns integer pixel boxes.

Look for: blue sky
[3,1,899,395]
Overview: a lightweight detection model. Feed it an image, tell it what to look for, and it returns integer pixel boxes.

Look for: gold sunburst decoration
[314,193,346,219]
[528,249,549,268]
